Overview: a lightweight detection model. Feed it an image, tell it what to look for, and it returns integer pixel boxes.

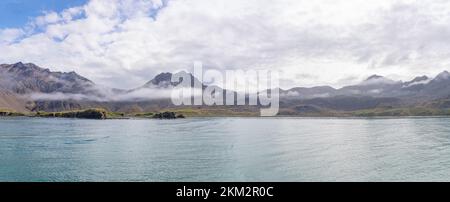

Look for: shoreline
[3,114,450,120]
[4,107,450,120]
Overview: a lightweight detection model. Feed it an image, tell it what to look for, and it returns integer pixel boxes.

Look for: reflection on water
[1,117,450,182]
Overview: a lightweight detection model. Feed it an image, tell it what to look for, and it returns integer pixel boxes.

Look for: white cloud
[1,0,450,89]
[0,28,24,45]
[35,12,62,27]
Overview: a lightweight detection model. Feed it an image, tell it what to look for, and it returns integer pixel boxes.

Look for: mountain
[337,75,402,97]
[282,72,450,101]
[401,75,429,93]
[363,74,397,85]
[141,71,204,89]
[0,62,97,95]
[0,62,109,112]
[403,75,429,87]
[279,71,450,114]
[416,71,450,99]
[144,72,178,88]
[3,62,450,116]
[282,75,402,99]
[0,88,31,112]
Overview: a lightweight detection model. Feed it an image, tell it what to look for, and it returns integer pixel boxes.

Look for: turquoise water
[1,117,450,182]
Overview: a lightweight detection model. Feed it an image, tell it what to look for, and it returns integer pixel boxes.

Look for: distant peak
[436,70,450,78]
[151,72,172,83]
[146,72,175,87]
[417,75,429,79]
[365,75,384,81]
[143,71,203,88]
[150,71,198,84]
[11,62,40,71]
[411,75,429,82]
[156,72,173,77]
[360,74,397,86]
[62,70,90,80]
[403,75,430,87]
[12,62,26,68]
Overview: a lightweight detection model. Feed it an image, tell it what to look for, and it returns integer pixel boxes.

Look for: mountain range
[2,62,450,116]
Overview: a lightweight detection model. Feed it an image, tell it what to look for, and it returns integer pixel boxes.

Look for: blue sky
[0,0,87,28]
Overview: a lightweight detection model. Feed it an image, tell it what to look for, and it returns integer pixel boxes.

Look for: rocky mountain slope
[0,88,31,112]
[0,62,97,95]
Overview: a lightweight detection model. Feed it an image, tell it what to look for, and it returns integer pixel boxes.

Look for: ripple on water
[1,117,450,181]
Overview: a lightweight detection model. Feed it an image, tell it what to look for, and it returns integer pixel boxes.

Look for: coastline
[3,111,450,120]
[4,105,450,120]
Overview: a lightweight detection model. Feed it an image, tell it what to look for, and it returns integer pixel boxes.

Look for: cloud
[1,0,450,89]
[26,92,100,101]
[25,86,204,102]
[0,28,24,44]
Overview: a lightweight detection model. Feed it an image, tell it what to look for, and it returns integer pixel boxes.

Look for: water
[1,117,450,182]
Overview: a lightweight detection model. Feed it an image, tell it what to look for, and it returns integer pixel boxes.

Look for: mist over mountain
[2,62,450,115]
[282,72,450,101]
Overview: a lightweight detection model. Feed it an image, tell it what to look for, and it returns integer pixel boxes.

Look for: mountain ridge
[2,62,450,115]
[0,62,96,95]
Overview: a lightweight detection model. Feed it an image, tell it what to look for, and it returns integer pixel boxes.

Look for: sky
[0,0,87,28]
[1,0,450,89]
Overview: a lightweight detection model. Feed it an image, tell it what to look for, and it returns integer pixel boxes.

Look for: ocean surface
[1,117,450,182]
